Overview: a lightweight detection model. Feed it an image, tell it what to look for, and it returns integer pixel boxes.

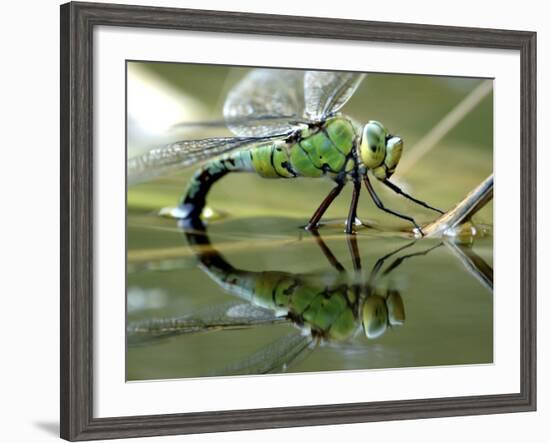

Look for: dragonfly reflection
[128,225,447,376]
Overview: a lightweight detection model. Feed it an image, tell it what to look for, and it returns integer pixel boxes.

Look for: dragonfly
[127,225,445,376]
[128,68,444,235]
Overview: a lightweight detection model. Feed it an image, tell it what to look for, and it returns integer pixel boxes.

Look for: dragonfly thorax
[359,121,403,180]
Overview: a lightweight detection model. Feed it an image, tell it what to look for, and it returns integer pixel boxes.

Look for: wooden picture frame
[60,1,536,440]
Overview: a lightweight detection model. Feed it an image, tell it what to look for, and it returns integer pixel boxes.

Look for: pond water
[127,209,493,381]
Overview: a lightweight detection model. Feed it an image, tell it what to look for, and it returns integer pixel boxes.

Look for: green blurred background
[126,62,493,381]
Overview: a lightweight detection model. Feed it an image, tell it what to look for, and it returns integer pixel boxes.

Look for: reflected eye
[361,294,388,339]
[386,289,405,326]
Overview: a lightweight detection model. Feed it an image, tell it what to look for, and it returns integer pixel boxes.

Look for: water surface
[127,213,493,381]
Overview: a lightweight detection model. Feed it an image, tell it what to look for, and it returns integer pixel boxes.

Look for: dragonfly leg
[346,234,362,272]
[363,174,424,235]
[370,241,417,279]
[310,230,346,272]
[345,179,361,235]
[382,179,444,214]
[382,242,443,276]
[305,181,345,230]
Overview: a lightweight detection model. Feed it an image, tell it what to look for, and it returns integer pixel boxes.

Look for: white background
[0,0,546,442]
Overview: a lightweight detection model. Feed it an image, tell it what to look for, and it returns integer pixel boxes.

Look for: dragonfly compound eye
[386,289,405,326]
[360,121,387,169]
[361,294,389,339]
[384,136,404,177]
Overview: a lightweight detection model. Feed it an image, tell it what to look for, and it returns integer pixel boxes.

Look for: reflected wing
[127,133,288,185]
[304,71,365,121]
[127,301,287,346]
[208,332,314,376]
[223,69,305,136]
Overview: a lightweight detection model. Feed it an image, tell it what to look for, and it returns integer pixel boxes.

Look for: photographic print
[126,62,493,381]
[61,4,536,439]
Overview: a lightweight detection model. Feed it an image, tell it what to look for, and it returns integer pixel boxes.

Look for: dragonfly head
[361,290,405,339]
[359,121,403,179]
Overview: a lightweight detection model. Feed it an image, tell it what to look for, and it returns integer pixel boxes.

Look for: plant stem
[422,174,493,237]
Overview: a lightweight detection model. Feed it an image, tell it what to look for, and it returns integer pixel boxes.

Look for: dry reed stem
[422,174,493,237]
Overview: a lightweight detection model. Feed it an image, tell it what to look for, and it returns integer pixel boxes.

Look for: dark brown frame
[60,1,537,440]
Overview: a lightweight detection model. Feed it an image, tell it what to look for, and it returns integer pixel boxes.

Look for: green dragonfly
[128,69,444,235]
[127,226,445,376]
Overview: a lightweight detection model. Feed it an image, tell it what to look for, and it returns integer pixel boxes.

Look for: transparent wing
[127,301,287,346]
[304,71,366,121]
[208,332,315,376]
[223,68,305,136]
[170,115,303,131]
[127,133,288,185]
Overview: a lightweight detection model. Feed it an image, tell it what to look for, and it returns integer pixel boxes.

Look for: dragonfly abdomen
[249,141,296,178]
[179,149,255,219]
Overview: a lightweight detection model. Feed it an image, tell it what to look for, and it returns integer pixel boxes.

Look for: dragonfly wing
[170,115,302,132]
[127,133,287,185]
[304,71,366,121]
[223,68,305,137]
[208,332,314,376]
[127,301,286,346]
